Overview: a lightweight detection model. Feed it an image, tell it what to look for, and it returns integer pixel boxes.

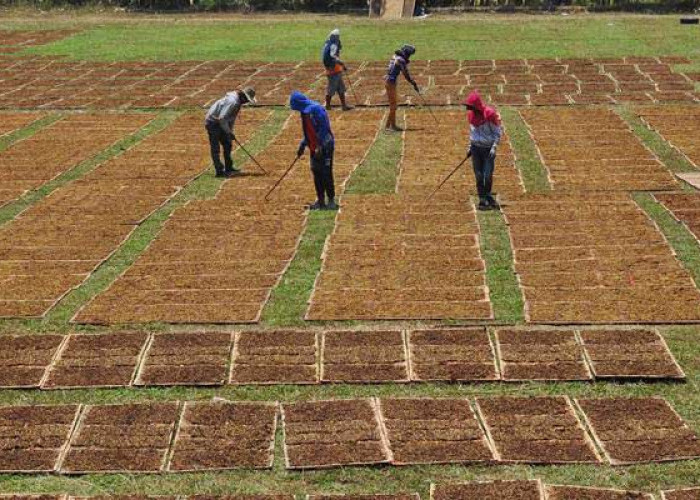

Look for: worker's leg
[484,150,497,208]
[471,146,488,209]
[220,131,235,173]
[337,76,352,111]
[323,144,337,209]
[206,122,225,176]
[385,81,398,129]
[325,75,334,110]
[309,154,326,209]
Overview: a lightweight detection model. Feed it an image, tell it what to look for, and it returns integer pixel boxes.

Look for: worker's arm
[330,43,346,69]
[402,62,419,92]
[297,138,307,157]
[489,123,502,158]
[310,108,332,159]
[217,97,240,138]
[218,118,232,138]
[490,122,502,146]
[311,107,333,147]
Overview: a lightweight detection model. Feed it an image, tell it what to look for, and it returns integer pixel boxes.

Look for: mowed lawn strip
[0,111,170,227]
[260,210,336,327]
[40,109,287,328]
[0,113,62,153]
[500,107,550,193]
[345,111,401,195]
[634,192,700,292]
[477,208,524,324]
[21,16,700,62]
[616,106,698,182]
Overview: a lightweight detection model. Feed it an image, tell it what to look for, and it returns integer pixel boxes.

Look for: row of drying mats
[0,394,698,473]
[0,327,684,389]
[0,54,698,108]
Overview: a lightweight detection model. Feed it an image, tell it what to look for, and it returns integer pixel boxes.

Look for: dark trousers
[311,143,335,204]
[205,121,233,173]
[471,144,496,201]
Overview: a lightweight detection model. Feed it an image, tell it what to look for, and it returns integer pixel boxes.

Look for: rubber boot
[309,200,326,210]
[487,195,500,210]
[340,94,353,111]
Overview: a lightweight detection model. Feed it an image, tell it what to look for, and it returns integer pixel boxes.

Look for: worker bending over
[384,44,419,131]
[464,91,502,211]
[290,91,338,210]
[322,29,352,111]
[204,87,256,178]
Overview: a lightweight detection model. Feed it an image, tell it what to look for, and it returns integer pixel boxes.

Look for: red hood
[463,91,486,112]
[463,91,500,127]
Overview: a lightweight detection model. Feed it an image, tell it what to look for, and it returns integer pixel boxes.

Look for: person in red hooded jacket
[463,91,502,210]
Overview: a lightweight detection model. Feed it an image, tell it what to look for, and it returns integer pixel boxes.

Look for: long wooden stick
[234,137,267,175]
[264,155,301,201]
[425,155,470,201]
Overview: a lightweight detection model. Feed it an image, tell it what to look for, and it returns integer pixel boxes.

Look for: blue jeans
[471,144,496,202]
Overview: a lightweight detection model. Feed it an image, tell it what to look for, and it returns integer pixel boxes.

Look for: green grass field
[0,11,699,498]
[0,12,698,70]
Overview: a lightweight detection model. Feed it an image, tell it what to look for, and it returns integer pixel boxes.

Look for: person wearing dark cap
[322,28,352,111]
[384,44,419,131]
[463,90,502,211]
[289,91,337,210]
[204,87,256,178]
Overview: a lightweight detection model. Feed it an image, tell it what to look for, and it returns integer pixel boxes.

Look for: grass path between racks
[477,209,524,324]
[260,210,336,327]
[0,109,288,334]
[617,105,698,192]
[345,111,403,195]
[0,113,62,152]
[261,113,401,326]
[634,192,700,292]
[500,107,550,193]
[0,112,171,227]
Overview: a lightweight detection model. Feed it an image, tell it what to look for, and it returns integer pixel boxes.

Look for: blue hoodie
[290,91,334,153]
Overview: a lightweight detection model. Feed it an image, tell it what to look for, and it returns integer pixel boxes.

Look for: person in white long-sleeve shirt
[204,87,256,177]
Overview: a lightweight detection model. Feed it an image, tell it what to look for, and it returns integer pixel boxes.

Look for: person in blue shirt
[322,29,352,111]
[289,91,337,210]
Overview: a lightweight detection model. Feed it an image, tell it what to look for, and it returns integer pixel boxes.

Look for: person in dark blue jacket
[289,91,337,210]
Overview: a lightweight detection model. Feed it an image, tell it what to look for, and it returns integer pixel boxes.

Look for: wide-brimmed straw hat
[242,87,257,104]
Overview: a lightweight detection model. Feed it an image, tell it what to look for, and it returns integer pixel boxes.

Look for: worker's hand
[489,145,497,159]
[297,144,305,158]
[230,133,237,143]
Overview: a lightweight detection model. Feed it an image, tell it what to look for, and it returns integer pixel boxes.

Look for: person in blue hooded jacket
[289,91,337,210]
